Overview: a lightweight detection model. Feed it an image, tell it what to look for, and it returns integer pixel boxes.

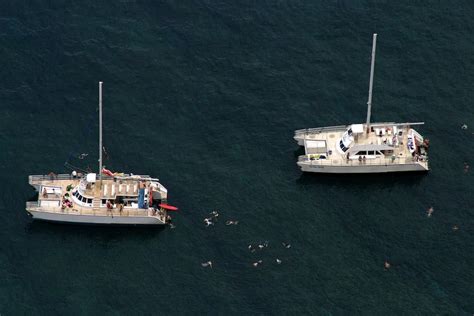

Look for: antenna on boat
[366,33,377,134]
[99,81,103,185]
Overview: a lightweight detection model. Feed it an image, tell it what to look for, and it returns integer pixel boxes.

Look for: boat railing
[26,201,39,209]
[29,173,153,183]
[294,125,348,136]
[294,122,422,137]
[298,155,428,166]
[29,174,77,182]
[26,204,155,217]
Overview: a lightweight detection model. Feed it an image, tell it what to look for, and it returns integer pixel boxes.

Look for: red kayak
[101,168,114,177]
[159,203,178,211]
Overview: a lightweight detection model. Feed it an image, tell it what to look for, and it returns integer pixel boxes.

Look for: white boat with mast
[294,34,430,174]
[26,82,178,225]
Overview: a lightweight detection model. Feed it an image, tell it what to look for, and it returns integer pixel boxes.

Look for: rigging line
[63,97,98,166]
[64,162,88,174]
[103,146,109,160]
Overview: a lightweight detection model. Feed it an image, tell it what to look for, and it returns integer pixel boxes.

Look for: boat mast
[99,81,103,184]
[366,33,377,134]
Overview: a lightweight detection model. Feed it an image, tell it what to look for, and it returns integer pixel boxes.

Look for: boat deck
[307,128,411,159]
[27,174,167,221]
[294,123,429,170]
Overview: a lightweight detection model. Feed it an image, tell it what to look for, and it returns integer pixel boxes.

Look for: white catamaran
[26,82,178,225]
[294,34,430,174]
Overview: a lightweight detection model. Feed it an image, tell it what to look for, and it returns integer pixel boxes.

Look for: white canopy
[351,124,364,134]
[86,173,97,183]
[305,140,327,154]
[306,140,326,148]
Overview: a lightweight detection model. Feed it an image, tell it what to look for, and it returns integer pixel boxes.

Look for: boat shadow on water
[293,146,305,158]
[24,218,166,241]
[296,170,427,189]
[27,192,38,202]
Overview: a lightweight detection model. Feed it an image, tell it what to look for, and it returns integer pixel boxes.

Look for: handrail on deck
[297,155,428,166]
[29,174,76,181]
[294,125,348,136]
[29,173,153,183]
[26,201,39,208]
[25,202,159,218]
[295,122,425,137]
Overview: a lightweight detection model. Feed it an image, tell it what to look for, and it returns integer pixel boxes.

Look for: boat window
[101,199,106,205]
[81,196,87,203]
[376,151,382,155]
[339,140,348,152]
[368,151,375,155]
[356,151,367,156]
[87,198,92,204]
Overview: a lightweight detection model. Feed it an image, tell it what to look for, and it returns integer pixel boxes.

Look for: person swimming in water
[252,260,263,267]
[427,206,434,217]
[225,220,239,226]
[204,218,214,226]
[384,261,391,270]
[201,261,212,268]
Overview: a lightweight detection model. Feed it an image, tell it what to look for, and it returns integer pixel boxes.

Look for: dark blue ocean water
[1,1,473,314]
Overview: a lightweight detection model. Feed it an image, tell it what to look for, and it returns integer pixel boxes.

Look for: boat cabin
[337,124,364,153]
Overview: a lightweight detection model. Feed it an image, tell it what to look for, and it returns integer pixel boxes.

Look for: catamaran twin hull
[26,173,171,226]
[25,82,178,226]
[294,123,429,174]
[294,35,430,174]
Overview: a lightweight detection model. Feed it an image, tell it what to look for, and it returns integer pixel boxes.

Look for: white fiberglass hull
[28,210,166,225]
[297,162,428,173]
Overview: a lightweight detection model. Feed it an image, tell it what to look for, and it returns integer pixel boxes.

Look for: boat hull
[28,210,166,225]
[297,162,429,173]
